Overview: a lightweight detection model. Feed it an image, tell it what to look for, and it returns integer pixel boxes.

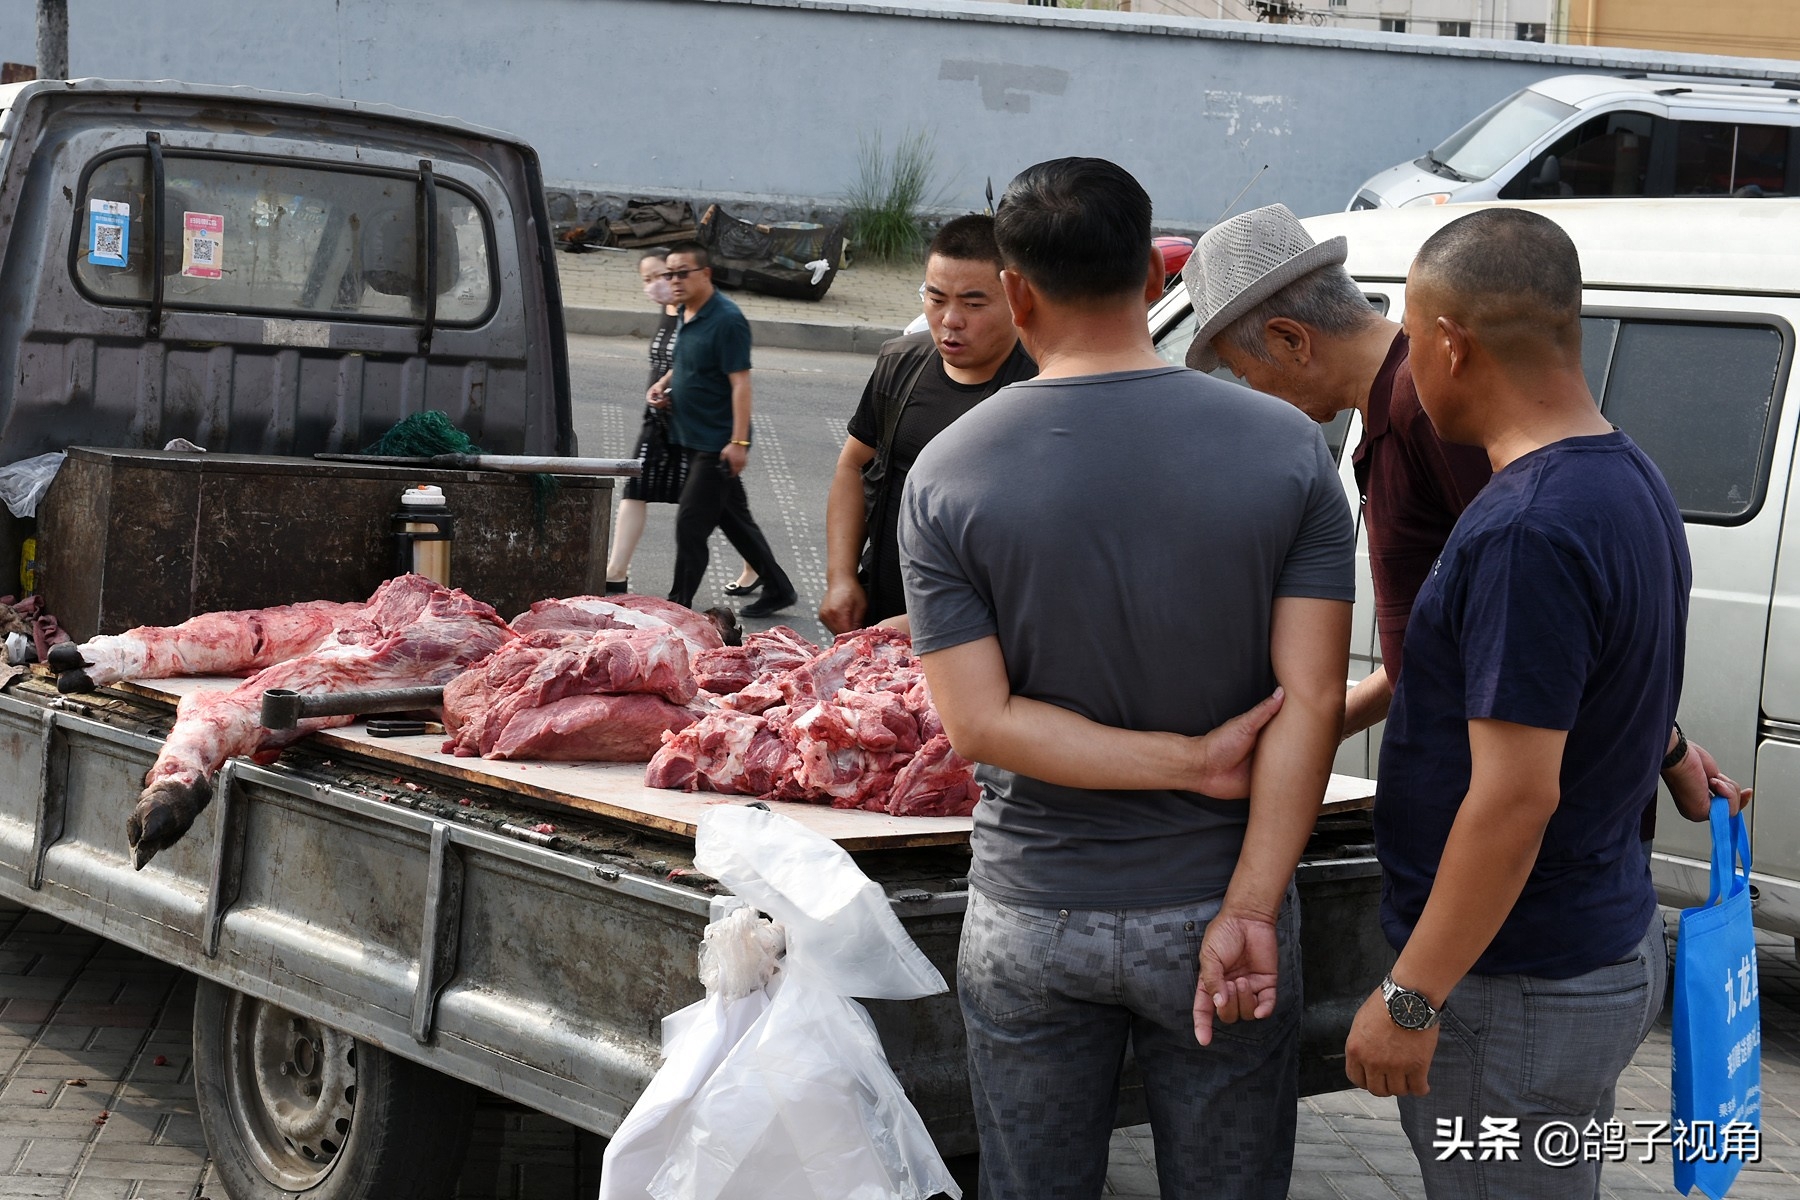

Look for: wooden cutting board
[118,677,1376,850]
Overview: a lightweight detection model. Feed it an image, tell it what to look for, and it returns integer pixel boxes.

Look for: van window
[1584,318,1785,522]
[1500,112,1655,199]
[1673,122,1790,195]
[74,151,496,326]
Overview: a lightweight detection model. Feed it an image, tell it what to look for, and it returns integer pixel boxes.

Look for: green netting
[361,412,557,534]
[360,411,481,457]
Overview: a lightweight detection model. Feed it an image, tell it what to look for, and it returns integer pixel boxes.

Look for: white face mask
[645,277,676,305]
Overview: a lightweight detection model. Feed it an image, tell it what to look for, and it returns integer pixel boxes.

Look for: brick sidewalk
[0,898,1794,1198]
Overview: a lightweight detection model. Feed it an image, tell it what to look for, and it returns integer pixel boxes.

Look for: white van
[1350,74,1800,210]
[1150,198,1800,944]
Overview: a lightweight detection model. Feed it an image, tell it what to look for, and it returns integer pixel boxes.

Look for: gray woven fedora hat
[1180,203,1349,373]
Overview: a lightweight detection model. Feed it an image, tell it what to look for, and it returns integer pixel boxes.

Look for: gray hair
[1218,264,1380,363]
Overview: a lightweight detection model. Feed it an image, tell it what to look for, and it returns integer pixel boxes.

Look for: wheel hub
[223,991,359,1190]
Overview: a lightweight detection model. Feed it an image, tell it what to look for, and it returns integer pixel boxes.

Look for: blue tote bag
[1670,798,1761,1198]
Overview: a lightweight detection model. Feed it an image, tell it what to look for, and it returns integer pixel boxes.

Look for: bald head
[1409,208,1583,363]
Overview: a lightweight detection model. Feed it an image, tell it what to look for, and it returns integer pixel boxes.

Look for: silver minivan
[1151,197,1800,946]
[1351,74,1800,210]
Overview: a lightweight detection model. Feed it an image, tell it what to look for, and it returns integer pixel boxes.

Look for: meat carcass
[47,600,364,691]
[128,576,513,869]
[511,595,728,655]
[442,627,699,759]
[788,690,922,807]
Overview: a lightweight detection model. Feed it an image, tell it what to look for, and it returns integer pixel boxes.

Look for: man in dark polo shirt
[1181,204,1728,818]
[649,242,796,617]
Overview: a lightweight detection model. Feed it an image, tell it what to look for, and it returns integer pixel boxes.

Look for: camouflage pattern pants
[958,884,1302,1200]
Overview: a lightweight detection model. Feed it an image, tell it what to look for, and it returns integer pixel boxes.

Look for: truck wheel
[192,979,476,1199]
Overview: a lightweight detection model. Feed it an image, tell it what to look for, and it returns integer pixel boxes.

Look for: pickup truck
[0,80,1389,1198]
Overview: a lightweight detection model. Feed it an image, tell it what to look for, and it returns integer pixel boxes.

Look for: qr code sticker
[92,221,124,261]
[190,236,218,266]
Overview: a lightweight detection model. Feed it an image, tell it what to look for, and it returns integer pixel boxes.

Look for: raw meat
[483,693,701,762]
[788,690,921,807]
[48,599,363,691]
[645,709,794,795]
[511,595,725,655]
[886,736,981,817]
[692,625,818,696]
[128,576,513,869]
[442,627,697,758]
[647,627,978,814]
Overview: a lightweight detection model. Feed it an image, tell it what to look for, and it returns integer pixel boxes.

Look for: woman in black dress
[606,251,758,595]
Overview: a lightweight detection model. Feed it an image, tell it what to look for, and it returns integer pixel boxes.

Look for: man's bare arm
[721,370,753,476]
[1344,718,1563,1096]
[820,437,877,634]
[1194,597,1351,1040]
[1342,666,1392,739]
[919,636,1285,798]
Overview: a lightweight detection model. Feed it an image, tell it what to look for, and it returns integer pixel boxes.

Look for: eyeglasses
[659,267,704,281]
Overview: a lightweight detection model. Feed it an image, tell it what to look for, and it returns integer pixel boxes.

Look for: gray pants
[958,885,1301,1200]
[1397,909,1666,1200]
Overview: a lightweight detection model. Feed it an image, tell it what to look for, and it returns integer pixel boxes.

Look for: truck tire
[192,979,476,1200]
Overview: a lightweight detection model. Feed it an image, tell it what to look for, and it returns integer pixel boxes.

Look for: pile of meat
[51,580,977,868]
[648,626,980,818]
[439,596,720,762]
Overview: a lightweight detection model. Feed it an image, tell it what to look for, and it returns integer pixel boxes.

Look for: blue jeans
[958,885,1301,1200]
[1397,909,1666,1200]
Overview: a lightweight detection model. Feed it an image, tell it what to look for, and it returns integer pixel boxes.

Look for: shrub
[846,129,938,264]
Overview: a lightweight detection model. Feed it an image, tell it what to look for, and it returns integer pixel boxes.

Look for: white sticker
[87,198,129,267]
[261,319,331,349]
[182,211,223,279]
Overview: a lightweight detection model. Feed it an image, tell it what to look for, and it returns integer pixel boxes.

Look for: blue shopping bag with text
[1671,797,1761,1198]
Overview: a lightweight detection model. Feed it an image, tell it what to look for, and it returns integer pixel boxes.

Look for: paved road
[567,331,871,646]
[3,336,1797,1197]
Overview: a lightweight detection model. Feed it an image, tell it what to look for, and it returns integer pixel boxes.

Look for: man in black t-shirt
[819,215,1035,634]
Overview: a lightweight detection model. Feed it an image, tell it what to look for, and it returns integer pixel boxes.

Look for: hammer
[260,686,446,730]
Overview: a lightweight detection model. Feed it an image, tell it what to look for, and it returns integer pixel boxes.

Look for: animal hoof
[46,644,88,672]
[126,777,212,870]
[56,670,95,695]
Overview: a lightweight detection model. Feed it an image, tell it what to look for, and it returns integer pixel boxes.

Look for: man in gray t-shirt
[899,159,1354,1200]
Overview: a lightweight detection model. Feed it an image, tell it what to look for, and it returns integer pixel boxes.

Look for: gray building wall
[2,0,1796,226]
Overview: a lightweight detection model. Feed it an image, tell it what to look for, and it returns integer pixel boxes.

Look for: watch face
[1388,991,1435,1030]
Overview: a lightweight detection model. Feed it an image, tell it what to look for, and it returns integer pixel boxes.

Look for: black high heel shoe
[722,577,762,597]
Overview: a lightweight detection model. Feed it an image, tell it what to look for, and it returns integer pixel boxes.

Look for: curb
[563,306,903,356]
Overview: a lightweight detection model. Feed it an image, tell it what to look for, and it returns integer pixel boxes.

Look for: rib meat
[693,625,819,696]
[48,600,363,691]
[128,576,513,869]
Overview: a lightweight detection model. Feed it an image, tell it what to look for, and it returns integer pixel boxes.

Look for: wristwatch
[1661,721,1689,773]
[1381,973,1440,1030]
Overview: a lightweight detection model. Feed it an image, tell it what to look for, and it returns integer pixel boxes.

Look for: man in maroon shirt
[1179,204,1734,811]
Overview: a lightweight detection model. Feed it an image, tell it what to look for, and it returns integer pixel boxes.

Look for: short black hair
[994,158,1152,302]
[665,241,710,269]
[928,214,1002,269]
[639,247,671,264]
[1412,209,1581,328]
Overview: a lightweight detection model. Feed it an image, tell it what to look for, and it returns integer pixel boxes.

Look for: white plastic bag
[598,805,959,1200]
[0,452,64,518]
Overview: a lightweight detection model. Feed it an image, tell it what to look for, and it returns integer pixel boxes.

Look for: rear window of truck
[71,149,497,327]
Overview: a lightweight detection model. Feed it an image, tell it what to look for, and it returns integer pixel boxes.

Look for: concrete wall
[1,0,1796,226]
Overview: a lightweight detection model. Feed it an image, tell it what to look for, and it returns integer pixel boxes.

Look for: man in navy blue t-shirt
[1340,209,1734,1199]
